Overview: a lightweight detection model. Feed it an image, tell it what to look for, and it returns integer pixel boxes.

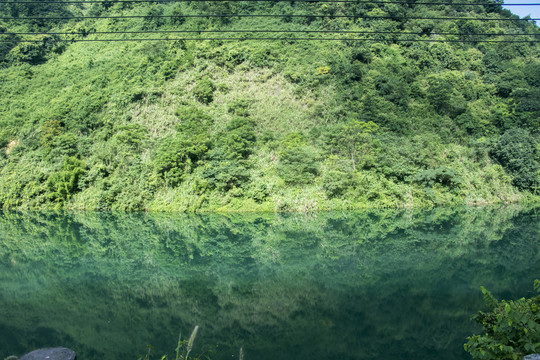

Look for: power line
[1,14,538,20]
[1,29,539,35]
[1,36,539,41]
[1,0,539,4]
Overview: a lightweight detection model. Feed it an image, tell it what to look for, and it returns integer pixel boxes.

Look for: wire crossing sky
[2,0,539,20]
[2,14,539,20]
[0,0,539,4]
[503,0,540,18]
[2,30,539,35]
[1,0,538,41]
[1,37,539,42]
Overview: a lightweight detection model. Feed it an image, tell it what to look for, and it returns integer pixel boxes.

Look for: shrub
[464,281,540,360]
[0,34,19,65]
[246,181,270,203]
[227,99,251,117]
[169,4,186,26]
[259,130,275,144]
[193,77,216,104]
[322,169,355,198]
[490,128,539,191]
[7,35,64,64]
[426,72,467,118]
[41,119,63,148]
[50,132,79,158]
[175,106,213,134]
[154,109,212,187]
[277,147,319,185]
[46,157,85,202]
[410,166,463,191]
[0,136,8,153]
[111,124,147,151]
[222,117,256,159]
[143,6,165,29]
[281,132,307,150]
[154,135,209,187]
[200,148,250,192]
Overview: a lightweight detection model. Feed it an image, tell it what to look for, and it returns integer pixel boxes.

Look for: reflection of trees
[0,206,538,360]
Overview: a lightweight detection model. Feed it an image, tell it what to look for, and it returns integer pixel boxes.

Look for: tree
[490,128,539,191]
[341,120,379,171]
[426,72,467,118]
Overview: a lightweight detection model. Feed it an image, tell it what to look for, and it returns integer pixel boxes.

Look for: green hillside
[0,0,539,211]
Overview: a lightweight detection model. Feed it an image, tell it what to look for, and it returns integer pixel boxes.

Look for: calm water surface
[0,207,539,360]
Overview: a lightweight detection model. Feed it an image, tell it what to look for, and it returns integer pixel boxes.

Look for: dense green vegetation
[0,206,539,360]
[465,280,540,360]
[0,0,539,211]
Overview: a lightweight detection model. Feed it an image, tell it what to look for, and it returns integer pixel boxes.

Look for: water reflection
[0,206,538,360]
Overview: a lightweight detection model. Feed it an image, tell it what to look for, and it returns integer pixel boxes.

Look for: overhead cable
[2,36,539,41]
[1,0,539,4]
[1,29,539,36]
[1,14,538,20]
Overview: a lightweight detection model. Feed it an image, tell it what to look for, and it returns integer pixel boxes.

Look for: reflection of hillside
[0,206,538,360]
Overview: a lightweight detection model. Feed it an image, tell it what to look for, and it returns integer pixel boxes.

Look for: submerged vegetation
[0,0,539,211]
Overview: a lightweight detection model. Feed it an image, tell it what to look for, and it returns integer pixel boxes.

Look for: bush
[491,128,539,191]
[110,124,147,151]
[169,4,186,26]
[175,106,213,134]
[281,132,307,150]
[50,132,79,158]
[222,117,256,159]
[193,77,216,104]
[153,108,212,187]
[7,35,64,65]
[277,147,319,185]
[464,281,540,360]
[143,6,165,29]
[0,34,19,65]
[41,119,63,148]
[46,157,85,202]
[227,99,251,117]
[322,169,355,198]
[200,148,250,192]
[246,181,270,203]
[410,166,463,190]
[426,72,467,118]
[154,135,209,187]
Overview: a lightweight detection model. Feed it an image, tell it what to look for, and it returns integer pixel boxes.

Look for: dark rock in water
[19,348,76,360]
[524,355,540,360]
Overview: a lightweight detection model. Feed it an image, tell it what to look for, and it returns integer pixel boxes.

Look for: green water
[0,207,539,360]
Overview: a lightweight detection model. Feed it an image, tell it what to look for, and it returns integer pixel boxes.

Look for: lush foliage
[465,281,540,360]
[491,128,540,191]
[0,0,539,211]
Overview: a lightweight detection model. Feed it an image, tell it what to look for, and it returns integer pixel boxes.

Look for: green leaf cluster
[491,128,540,191]
[46,156,85,203]
[465,281,540,360]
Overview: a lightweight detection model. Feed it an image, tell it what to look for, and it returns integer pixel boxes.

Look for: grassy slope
[0,1,539,211]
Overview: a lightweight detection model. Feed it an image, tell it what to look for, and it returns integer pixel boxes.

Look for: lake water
[0,207,539,360]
